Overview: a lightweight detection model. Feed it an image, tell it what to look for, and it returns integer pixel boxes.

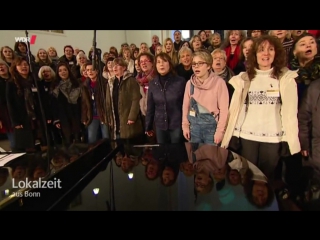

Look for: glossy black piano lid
[66,143,279,211]
[0,140,113,210]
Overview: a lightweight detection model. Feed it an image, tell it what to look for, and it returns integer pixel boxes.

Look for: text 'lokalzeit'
[14,35,37,45]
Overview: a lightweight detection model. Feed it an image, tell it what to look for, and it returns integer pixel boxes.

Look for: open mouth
[305,49,312,54]
[194,70,200,74]
[215,63,221,66]
[297,30,302,34]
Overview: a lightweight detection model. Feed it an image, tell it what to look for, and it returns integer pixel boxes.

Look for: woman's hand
[301,150,309,157]
[183,130,190,141]
[214,135,222,145]
[127,120,135,125]
[145,130,154,137]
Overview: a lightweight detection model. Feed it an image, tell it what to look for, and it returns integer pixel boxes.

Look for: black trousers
[239,138,281,181]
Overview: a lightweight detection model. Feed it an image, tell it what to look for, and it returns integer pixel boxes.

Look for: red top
[308,30,320,38]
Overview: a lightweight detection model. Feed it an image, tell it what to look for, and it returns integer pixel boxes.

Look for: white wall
[0,30,172,56]
[125,30,168,48]
[125,30,151,47]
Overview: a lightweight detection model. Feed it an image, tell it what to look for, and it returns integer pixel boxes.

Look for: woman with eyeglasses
[136,52,156,116]
[182,50,229,145]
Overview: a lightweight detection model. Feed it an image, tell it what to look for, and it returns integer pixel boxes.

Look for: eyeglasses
[192,61,207,67]
[213,57,225,61]
[139,60,151,64]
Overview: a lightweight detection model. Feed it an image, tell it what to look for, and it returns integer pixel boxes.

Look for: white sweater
[221,68,300,155]
[235,68,283,143]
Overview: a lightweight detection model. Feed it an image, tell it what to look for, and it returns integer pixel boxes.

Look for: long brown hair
[239,37,254,62]
[0,46,15,61]
[246,35,286,81]
[51,62,79,90]
[9,56,30,95]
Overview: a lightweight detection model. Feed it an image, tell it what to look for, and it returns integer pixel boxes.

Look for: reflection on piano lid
[0,139,114,211]
[0,153,26,167]
[64,143,279,211]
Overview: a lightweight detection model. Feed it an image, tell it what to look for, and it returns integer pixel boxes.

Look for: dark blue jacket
[145,73,186,131]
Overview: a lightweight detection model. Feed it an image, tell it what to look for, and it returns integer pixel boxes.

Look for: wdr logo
[14,35,37,45]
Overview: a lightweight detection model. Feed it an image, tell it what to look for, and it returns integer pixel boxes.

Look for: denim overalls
[187,82,217,144]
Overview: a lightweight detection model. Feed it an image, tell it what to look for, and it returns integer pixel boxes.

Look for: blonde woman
[156,44,162,55]
[139,42,150,54]
[34,48,56,72]
[269,30,293,64]
[182,50,229,145]
[118,42,129,57]
[71,52,89,79]
[122,47,134,73]
[47,47,59,65]
[175,46,193,81]
[211,48,235,103]
[0,46,15,67]
[208,33,222,52]
[162,38,179,67]
[79,64,89,82]
[189,35,203,52]
[38,65,62,145]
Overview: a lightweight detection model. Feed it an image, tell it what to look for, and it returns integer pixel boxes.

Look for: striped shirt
[283,38,294,64]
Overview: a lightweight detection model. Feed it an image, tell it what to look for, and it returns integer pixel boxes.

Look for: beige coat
[221,68,300,155]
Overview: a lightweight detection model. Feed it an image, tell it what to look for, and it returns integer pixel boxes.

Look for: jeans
[189,114,217,144]
[6,132,14,150]
[156,128,182,144]
[188,97,217,144]
[87,118,109,144]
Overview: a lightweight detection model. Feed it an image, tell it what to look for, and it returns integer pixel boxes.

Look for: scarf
[136,69,155,93]
[52,79,81,104]
[103,71,113,80]
[290,55,320,85]
[222,66,235,82]
[225,45,241,70]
